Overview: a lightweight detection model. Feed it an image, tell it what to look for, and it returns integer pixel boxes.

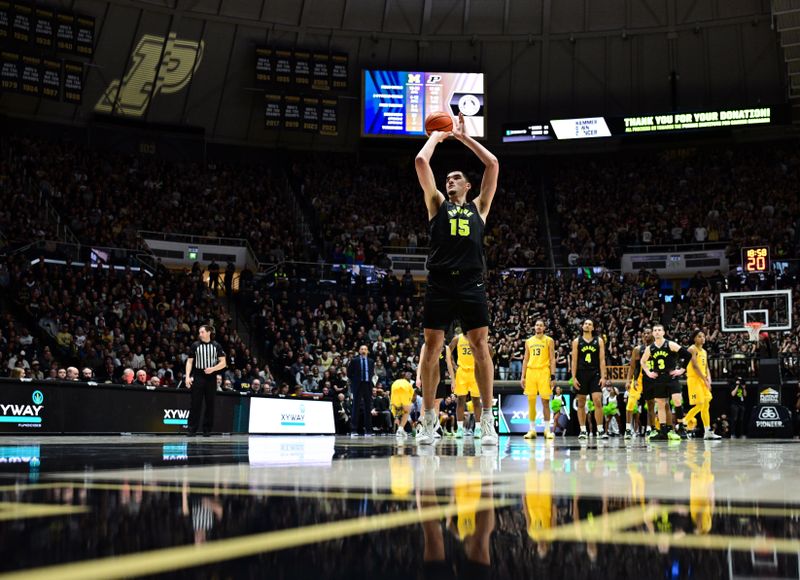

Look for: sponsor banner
[499,394,571,434]
[248,397,334,435]
[759,388,780,405]
[0,380,243,434]
[748,404,793,438]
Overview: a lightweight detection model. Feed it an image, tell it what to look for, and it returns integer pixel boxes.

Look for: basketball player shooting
[414,112,500,446]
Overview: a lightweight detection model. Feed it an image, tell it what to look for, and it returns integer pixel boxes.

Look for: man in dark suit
[347,345,375,435]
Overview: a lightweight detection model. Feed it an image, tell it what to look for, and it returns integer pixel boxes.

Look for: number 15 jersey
[427,200,485,273]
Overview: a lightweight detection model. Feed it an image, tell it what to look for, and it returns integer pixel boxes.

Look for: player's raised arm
[415,132,449,220]
[451,112,499,220]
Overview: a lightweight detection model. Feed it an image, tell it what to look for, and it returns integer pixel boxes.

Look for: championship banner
[41,57,60,99]
[282,95,301,129]
[331,53,348,90]
[293,50,310,88]
[33,6,53,48]
[255,47,273,86]
[56,12,74,52]
[11,1,31,44]
[19,53,39,96]
[311,52,330,91]
[301,96,319,132]
[1,50,20,92]
[264,93,282,128]
[274,49,292,85]
[320,98,338,136]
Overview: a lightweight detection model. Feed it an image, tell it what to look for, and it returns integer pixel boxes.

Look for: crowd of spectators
[0,256,272,390]
[553,143,800,267]
[0,138,65,248]
[290,156,548,269]
[3,136,309,262]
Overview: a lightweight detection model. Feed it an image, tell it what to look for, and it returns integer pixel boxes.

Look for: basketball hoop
[745,321,764,342]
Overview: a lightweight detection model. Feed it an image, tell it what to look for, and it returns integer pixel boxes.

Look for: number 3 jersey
[427,199,486,273]
[646,339,679,384]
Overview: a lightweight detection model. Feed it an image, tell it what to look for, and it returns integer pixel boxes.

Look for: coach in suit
[347,345,375,435]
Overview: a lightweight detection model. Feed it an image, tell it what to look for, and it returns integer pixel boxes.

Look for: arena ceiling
[0,0,786,149]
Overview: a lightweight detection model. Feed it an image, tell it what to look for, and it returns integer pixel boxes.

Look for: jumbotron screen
[362,70,485,138]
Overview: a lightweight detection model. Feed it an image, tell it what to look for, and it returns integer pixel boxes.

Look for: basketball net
[745,321,764,342]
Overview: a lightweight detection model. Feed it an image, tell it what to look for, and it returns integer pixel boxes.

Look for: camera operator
[730,377,747,439]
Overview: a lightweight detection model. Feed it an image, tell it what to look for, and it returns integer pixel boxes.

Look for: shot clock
[742,246,769,274]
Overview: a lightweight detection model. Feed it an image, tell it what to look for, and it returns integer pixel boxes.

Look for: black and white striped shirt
[190,341,226,372]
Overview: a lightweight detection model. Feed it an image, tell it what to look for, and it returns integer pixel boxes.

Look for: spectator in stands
[122,368,135,385]
[148,376,161,387]
[134,370,148,386]
[335,393,350,434]
[81,367,94,381]
[30,361,43,380]
[66,367,79,381]
[372,388,392,434]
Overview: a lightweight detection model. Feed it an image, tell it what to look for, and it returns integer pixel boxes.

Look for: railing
[12,239,159,272]
[138,230,250,247]
[138,229,262,271]
[383,245,429,255]
[707,354,799,382]
[624,241,729,254]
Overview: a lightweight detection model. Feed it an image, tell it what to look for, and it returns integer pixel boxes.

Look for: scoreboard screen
[362,70,484,138]
[742,246,769,274]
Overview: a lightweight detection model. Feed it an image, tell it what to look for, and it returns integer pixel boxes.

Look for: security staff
[185,325,227,437]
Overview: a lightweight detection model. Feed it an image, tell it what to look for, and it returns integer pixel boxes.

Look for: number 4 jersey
[427,200,486,273]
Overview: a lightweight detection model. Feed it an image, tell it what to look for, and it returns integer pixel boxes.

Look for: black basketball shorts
[423,270,490,333]
[575,370,602,395]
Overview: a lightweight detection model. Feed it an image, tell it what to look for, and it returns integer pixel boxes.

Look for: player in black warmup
[640,324,700,441]
[571,319,607,439]
[415,112,499,446]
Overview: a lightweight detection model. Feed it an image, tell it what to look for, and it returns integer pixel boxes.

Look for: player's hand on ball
[452,112,466,141]
[430,130,450,143]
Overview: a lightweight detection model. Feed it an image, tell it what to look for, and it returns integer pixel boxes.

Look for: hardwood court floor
[0,434,798,579]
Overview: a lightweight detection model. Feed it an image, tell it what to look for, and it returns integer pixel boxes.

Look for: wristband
[550,374,555,380]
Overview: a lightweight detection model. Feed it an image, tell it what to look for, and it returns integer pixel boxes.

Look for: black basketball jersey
[438,347,448,385]
[647,339,677,384]
[576,336,601,373]
[427,200,485,273]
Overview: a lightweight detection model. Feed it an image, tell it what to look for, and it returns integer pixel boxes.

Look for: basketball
[425,111,453,135]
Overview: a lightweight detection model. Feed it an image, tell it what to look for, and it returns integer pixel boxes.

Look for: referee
[185,325,227,437]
